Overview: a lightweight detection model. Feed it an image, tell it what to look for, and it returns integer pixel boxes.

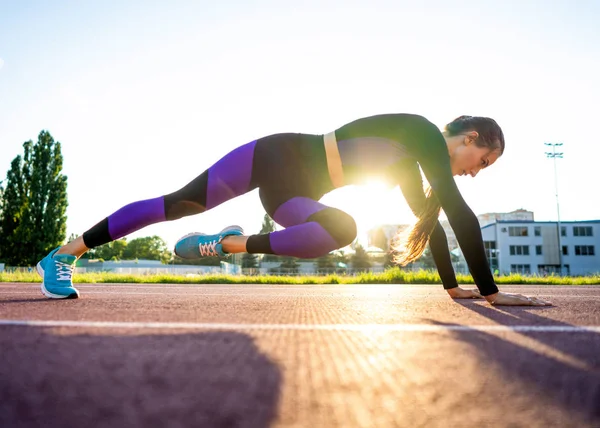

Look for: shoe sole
[36,262,80,299]
[174,225,244,257]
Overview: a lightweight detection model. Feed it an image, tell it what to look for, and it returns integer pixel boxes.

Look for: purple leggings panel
[104,141,256,243]
[269,223,340,258]
[207,140,257,209]
[108,196,166,240]
[269,196,340,258]
[272,196,329,227]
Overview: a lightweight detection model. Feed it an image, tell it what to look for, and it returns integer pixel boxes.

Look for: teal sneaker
[36,248,80,299]
[174,225,244,259]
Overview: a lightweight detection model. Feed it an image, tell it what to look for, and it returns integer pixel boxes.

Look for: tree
[315,253,335,274]
[122,236,171,263]
[418,248,436,269]
[351,244,372,271]
[241,252,259,268]
[29,131,69,261]
[383,251,396,269]
[0,131,68,266]
[332,250,349,267]
[93,239,128,261]
[0,157,27,265]
[260,213,280,262]
[0,181,2,261]
[260,213,276,234]
[270,256,300,274]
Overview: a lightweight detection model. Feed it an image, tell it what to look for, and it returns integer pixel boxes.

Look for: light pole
[545,142,564,275]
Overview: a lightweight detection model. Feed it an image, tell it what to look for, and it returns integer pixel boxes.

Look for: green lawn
[2,267,599,286]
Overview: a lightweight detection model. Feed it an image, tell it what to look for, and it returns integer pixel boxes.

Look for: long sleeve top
[333,113,498,296]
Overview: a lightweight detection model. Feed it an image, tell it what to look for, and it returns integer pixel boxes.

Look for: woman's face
[450,134,501,177]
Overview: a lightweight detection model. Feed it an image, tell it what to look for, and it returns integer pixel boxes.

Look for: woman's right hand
[485,291,552,306]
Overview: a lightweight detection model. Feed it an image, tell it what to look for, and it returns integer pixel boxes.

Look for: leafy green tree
[260,213,281,263]
[351,244,372,271]
[0,182,2,261]
[260,213,276,234]
[418,248,436,269]
[383,251,396,268]
[0,157,27,264]
[241,252,259,268]
[122,236,171,263]
[93,239,128,261]
[0,131,68,266]
[332,250,349,267]
[28,131,68,261]
[271,256,300,274]
[315,253,335,273]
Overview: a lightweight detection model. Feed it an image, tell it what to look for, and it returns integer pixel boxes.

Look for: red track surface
[1,283,599,427]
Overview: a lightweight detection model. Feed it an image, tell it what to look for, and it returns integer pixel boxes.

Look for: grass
[1,267,599,286]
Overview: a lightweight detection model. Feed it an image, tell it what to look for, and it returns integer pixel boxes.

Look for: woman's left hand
[446,286,483,299]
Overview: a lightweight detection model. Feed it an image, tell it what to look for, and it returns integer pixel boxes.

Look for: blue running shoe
[174,225,244,259]
[36,248,80,299]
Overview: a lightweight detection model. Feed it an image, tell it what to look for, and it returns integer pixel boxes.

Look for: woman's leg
[231,195,357,259]
[174,132,349,259]
[56,140,258,257]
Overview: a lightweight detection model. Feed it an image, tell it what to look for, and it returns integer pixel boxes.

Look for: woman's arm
[407,119,498,296]
[395,158,482,298]
[395,163,455,285]
[409,119,551,305]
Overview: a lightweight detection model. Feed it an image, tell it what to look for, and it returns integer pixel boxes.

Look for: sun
[319,179,415,240]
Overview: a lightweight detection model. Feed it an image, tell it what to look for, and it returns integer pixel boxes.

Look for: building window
[511,264,531,274]
[575,245,595,256]
[509,245,530,256]
[537,264,561,275]
[534,227,541,236]
[562,246,568,256]
[573,226,593,237]
[536,245,542,255]
[561,226,567,237]
[509,227,528,237]
[483,241,498,270]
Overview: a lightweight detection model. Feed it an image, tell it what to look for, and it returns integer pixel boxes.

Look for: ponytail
[393,185,441,265]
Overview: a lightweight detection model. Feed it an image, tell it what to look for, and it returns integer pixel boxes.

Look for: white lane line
[0,319,599,333]
[3,284,600,291]
[1,291,600,298]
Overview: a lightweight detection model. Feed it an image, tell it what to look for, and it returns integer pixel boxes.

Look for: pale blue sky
[1,0,599,249]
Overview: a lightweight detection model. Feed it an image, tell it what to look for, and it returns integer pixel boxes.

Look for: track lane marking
[0,319,599,332]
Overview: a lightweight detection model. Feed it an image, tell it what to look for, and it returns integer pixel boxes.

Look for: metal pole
[545,143,564,275]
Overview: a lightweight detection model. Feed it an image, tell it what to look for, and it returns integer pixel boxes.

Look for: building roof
[481,219,600,230]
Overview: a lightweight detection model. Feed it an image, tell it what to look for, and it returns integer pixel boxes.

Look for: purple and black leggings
[82,133,357,258]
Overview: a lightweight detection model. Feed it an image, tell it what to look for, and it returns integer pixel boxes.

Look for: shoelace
[56,261,75,281]
[199,239,219,257]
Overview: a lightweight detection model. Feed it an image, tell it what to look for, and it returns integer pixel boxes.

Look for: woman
[37,113,551,306]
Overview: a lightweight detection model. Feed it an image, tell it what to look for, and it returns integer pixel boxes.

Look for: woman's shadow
[0,328,282,428]
[432,301,600,424]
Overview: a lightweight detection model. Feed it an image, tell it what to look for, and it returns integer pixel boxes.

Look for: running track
[1,283,599,428]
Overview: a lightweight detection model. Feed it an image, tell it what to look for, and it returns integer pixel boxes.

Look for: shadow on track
[430,302,600,425]
[0,328,282,428]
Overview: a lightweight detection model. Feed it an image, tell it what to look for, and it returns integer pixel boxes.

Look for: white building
[481,220,600,275]
[477,209,535,227]
[439,209,536,250]
[369,215,600,276]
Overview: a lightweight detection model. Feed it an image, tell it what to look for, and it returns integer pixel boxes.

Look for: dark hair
[445,115,505,155]
[394,115,505,266]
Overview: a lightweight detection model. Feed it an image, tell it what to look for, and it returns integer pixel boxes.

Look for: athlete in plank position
[37,114,551,306]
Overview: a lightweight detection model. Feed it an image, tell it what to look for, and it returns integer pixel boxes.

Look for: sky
[1,0,599,250]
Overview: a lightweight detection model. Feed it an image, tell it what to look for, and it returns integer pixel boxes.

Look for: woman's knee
[307,207,357,248]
